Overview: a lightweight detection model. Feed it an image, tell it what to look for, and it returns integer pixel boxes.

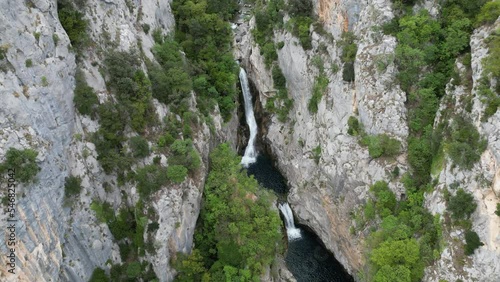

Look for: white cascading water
[239,68,258,167]
[278,203,302,241]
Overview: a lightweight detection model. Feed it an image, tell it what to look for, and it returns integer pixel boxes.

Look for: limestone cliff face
[0,0,237,281]
[236,0,406,276]
[423,23,500,282]
[236,0,499,280]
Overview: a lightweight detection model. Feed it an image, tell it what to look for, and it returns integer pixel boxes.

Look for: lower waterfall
[278,202,302,241]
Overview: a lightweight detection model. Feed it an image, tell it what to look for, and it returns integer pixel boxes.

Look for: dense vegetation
[356,181,441,282]
[0,148,40,183]
[57,0,88,52]
[174,144,283,281]
[357,1,496,279]
[171,0,239,120]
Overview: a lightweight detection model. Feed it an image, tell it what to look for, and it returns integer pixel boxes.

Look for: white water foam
[239,68,258,167]
[278,203,302,241]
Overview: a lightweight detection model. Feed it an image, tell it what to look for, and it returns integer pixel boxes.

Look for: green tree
[174,250,209,282]
[447,188,477,220]
[129,136,150,158]
[73,69,98,116]
[476,0,500,26]
[374,265,411,282]
[464,230,483,255]
[88,267,109,282]
[126,262,142,278]
[64,175,82,198]
[167,165,188,183]
[0,148,40,183]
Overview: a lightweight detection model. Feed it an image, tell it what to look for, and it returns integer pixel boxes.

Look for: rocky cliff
[236,0,499,280]
[0,0,237,281]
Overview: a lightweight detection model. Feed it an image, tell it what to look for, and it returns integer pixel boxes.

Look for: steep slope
[236,0,500,280]
[0,0,237,281]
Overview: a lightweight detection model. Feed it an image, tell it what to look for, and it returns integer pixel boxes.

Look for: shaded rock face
[0,1,237,282]
[236,0,499,280]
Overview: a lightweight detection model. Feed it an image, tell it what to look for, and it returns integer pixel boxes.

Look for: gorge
[0,0,499,281]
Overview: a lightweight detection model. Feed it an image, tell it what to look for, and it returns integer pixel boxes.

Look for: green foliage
[447,117,487,169]
[361,134,401,159]
[90,200,114,223]
[74,68,99,116]
[338,32,358,82]
[253,0,285,65]
[172,0,238,121]
[347,116,361,136]
[104,50,157,133]
[266,66,293,122]
[25,59,33,67]
[370,181,397,218]
[312,145,322,164]
[141,23,150,34]
[289,16,313,50]
[88,267,109,282]
[57,0,88,49]
[480,29,500,119]
[173,250,209,282]
[464,230,483,255]
[64,175,82,199]
[177,144,282,281]
[0,148,40,183]
[447,188,477,221]
[126,262,142,278]
[134,164,168,198]
[496,203,500,217]
[308,73,329,114]
[167,165,188,183]
[150,39,192,108]
[129,136,150,158]
[476,0,500,26]
[287,0,313,17]
[168,139,201,172]
[371,239,421,281]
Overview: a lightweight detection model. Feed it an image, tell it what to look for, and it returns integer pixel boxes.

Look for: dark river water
[246,155,354,282]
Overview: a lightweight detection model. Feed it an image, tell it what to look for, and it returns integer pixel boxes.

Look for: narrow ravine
[238,68,353,282]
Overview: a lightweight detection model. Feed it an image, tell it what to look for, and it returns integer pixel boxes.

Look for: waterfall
[278,203,302,241]
[239,68,258,167]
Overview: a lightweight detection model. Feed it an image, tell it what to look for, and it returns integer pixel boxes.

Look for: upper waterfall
[278,202,302,241]
[239,68,258,167]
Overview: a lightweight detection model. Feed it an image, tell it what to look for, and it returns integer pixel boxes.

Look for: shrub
[464,230,483,255]
[90,200,114,223]
[361,134,401,158]
[0,148,40,183]
[312,145,321,164]
[475,0,500,26]
[64,175,82,198]
[57,0,88,49]
[126,262,142,278]
[25,59,33,67]
[129,136,149,158]
[447,188,477,220]
[308,74,329,114]
[347,116,361,136]
[167,165,187,183]
[447,117,487,169]
[74,69,99,116]
[88,267,109,282]
[141,23,150,34]
[370,181,397,218]
[134,165,168,198]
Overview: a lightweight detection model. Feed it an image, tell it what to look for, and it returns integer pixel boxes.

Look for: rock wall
[423,22,500,282]
[236,0,407,277]
[236,0,499,280]
[0,0,237,281]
